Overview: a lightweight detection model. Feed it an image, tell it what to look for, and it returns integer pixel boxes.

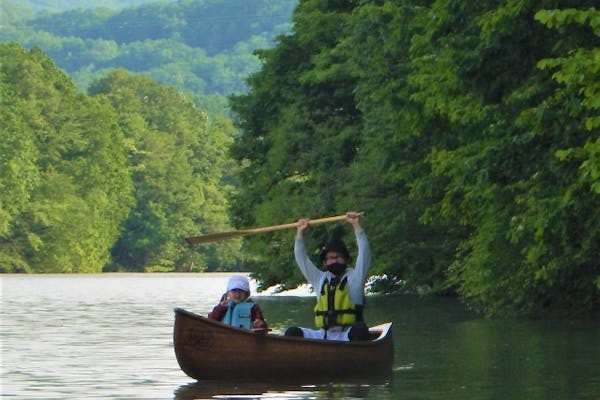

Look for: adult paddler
[284,211,371,341]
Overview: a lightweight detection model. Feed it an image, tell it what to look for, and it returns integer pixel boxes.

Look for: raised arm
[346,211,371,305]
[294,218,325,290]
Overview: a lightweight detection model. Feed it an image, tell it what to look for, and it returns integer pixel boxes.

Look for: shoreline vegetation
[1,1,598,317]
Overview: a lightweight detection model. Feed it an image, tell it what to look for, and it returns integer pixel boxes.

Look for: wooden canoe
[173,308,394,380]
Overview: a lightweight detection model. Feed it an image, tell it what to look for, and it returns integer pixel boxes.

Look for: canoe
[173,307,394,380]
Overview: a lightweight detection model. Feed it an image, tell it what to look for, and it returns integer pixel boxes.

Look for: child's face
[228,289,249,304]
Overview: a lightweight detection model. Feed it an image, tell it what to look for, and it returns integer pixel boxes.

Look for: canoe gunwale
[174,307,391,345]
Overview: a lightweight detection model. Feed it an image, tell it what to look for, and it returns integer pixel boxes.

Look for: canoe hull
[173,308,394,380]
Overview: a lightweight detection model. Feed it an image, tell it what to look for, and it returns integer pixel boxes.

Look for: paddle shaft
[185,214,354,244]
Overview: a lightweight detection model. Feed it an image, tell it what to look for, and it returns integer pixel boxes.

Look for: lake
[1,273,598,399]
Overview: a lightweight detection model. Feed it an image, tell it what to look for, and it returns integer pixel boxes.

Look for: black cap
[319,238,350,262]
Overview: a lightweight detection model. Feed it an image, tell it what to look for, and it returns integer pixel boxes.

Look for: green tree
[340,0,462,293]
[89,69,239,272]
[0,43,133,272]
[405,0,599,314]
[229,0,364,290]
[229,0,598,315]
[0,67,40,272]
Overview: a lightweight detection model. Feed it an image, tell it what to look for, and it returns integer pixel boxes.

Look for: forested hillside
[230,0,599,316]
[1,43,240,273]
[10,0,174,13]
[1,0,297,275]
[2,0,297,96]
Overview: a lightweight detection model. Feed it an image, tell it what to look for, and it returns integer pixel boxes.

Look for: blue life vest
[223,299,254,329]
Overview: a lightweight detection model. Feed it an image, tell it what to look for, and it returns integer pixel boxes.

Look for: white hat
[227,275,250,293]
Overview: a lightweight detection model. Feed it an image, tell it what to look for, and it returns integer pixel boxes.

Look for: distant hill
[9,0,178,13]
[1,0,297,96]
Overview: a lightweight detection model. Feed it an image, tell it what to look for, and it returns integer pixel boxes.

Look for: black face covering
[326,262,347,276]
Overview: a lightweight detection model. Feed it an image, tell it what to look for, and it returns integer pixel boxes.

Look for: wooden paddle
[185,213,356,245]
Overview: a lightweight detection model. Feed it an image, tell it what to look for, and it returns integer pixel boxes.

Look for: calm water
[1,273,598,399]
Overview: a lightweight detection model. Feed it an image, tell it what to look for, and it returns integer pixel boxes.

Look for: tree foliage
[88,69,239,272]
[0,43,133,272]
[1,44,240,273]
[229,0,364,290]
[230,0,599,315]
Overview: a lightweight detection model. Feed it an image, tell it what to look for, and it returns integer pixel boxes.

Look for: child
[208,275,267,331]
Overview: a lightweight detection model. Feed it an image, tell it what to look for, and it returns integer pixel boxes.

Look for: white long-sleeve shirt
[294,229,372,306]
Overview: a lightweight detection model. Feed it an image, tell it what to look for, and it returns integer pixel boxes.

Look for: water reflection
[173,377,393,400]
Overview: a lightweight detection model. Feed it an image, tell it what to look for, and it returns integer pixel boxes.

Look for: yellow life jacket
[314,276,363,329]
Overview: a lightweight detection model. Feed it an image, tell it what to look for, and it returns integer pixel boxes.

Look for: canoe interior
[173,308,394,380]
